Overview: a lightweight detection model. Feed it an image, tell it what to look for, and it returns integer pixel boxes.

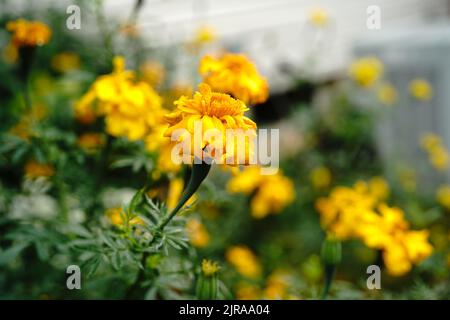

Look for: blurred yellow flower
[227,166,295,219]
[140,60,165,88]
[164,83,257,165]
[199,53,269,105]
[107,207,143,226]
[420,133,449,171]
[77,133,105,152]
[186,218,210,248]
[409,78,433,101]
[308,7,329,27]
[436,185,450,210]
[24,160,54,179]
[6,19,51,48]
[166,178,196,212]
[235,282,261,300]
[51,52,80,73]
[263,270,291,300]
[251,174,296,219]
[75,56,164,141]
[349,57,383,88]
[311,166,331,189]
[201,259,219,276]
[227,165,262,195]
[377,83,397,106]
[194,25,216,44]
[226,245,261,279]
[316,181,433,276]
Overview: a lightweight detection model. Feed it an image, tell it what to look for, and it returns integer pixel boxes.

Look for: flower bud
[196,259,219,300]
[320,235,342,266]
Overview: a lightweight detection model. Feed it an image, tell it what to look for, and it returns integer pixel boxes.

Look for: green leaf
[0,243,29,266]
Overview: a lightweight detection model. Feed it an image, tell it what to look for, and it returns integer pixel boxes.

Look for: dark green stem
[157,161,211,231]
[321,264,336,300]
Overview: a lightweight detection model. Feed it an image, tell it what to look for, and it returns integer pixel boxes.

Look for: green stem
[321,264,336,300]
[157,160,211,231]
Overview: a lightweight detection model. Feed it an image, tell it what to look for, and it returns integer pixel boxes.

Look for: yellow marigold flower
[107,207,143,226]
[75,56,164,140]
[226,165,263,195]
[310,166,331,189]
[164,83,257,165]
[250,173,295,219]
[77,133,105,152]
[308,7,329,27]
[227,166,295,219]
[317,184,433,277]
[186,218,209,248]
[201,259,219,276]
[349,57,383,88]
[51,52,80,73]
[409,78,433,101]
[199,53,269,105]
[377,83,397,106]
[140,60,165,88]
[226,245,261,279]
[6,19,51,48]
[382,229,433,276]
[436,185,450,210]
[24,160,54,179]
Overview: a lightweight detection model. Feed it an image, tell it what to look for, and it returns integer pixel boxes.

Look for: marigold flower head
[24,160,54,179]
[201,259,219,276]
[409,78,433,101]
[164,83,257,165]
[199,53,269,105]
[75,56,164,141]
[349,57,383,88]
[226,245,261,279]
[227,166,295,219]
[7,19,51,48]
[316,181,433,276]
